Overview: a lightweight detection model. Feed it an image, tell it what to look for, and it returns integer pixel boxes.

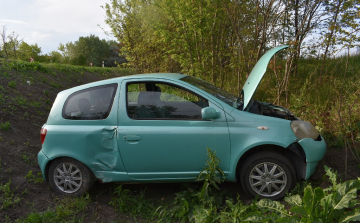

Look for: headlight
[290,120,319,140]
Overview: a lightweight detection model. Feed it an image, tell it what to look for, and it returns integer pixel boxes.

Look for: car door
[117,79,231,180]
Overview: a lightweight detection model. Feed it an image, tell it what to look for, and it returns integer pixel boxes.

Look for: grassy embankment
[0,57,359,222]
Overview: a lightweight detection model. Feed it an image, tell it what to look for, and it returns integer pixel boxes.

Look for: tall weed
[0,179,21,210]
[156,148,226,222]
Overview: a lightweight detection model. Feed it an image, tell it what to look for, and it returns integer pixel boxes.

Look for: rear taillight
[40,128,47,144]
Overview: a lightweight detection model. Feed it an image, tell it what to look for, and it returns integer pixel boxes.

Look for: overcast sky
[0,0,114,54]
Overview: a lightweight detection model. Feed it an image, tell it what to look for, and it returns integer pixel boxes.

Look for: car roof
[59,73,187,95]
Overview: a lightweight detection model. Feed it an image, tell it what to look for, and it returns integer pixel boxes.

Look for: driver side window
[127,82,208,120]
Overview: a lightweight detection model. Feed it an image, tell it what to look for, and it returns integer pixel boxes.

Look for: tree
[0,25,24,59]
[18,42,42,60]
[102,0,356,100]
[0,25,9,58]
[49,51,63,63]
[58,34,124,66]
[7,31,22,59]
[103,0,170,72]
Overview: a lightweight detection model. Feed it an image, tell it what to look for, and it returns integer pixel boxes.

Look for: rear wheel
[49,158,94,196]
[240,152,295,200]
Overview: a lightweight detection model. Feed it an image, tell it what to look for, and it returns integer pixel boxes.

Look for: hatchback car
[38,46,326,200]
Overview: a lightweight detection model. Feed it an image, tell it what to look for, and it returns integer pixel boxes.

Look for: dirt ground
[0,64,359,222]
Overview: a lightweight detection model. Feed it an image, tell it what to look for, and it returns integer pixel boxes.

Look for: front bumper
[38,150,50,180]
[298,136,327,179]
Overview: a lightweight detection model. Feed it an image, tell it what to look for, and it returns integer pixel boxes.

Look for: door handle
[123,135,141,141]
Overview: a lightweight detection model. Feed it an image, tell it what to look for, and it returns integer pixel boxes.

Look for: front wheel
[240,152,296,200]
[49,158,95,196]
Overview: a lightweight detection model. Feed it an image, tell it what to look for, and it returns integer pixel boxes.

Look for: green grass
[50,83,63,88]
[0,121,10,131]
[17,195,91,223]
[7,81,16,88]
[12,96,27,107]
[110,185,157,220]
[29,101,42,108]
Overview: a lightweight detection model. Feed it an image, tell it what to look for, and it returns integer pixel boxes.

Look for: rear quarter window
[62,83,117,120]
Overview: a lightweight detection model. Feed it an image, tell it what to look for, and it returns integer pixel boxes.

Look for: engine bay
[247,100,298,120]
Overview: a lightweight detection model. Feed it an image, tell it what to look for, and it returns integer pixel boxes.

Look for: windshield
[181,76,239,107]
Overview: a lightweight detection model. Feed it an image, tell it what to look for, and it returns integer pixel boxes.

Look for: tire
[49,157,95,196]
[240,152,296,200]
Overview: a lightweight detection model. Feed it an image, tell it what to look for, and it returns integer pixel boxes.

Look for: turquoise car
[38,46,326,200]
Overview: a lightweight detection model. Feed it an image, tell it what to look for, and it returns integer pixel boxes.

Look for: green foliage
[7,81,16,88]
[50,83,63,88]
[24,171,44,184]
[12,96,27,107]
[18,194,90,222]
[49,51,62,63]
[156,148,225,222]
[104,0,167,73]
[18,42,42,61]
[7,60,47,72]
[197,147,225,203]
[154,151,360,223]
[29,101,42,108]
[1,71,9,78]
[217,165,360,223]
[44,99,51,105]
[0,121,10,131]
[103,0,360,149]
[22,155,31,164]
[58,34,125,67]
[0,179,21,210]
[21,154,37,165]
[109,185,155,220]
[284,166,360,222]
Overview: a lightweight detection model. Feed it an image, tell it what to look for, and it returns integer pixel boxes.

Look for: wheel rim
[53,162,83,193]
[249,162,287,197]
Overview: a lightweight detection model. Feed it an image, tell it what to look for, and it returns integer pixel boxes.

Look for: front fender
[226,118,296,182]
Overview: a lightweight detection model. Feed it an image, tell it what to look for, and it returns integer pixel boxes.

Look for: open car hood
[242,45,288,110]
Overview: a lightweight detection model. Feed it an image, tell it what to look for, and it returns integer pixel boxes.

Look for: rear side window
[63,83,117,120]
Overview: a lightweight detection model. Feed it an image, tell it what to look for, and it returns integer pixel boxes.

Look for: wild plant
[0,179,21,210]
[24,171,44,184]
[0,121,10,131]
[18,194,90,222]
[7,81,16,88]
[197,147,225,204]
[109,185,155,220]
[156,148,226,222]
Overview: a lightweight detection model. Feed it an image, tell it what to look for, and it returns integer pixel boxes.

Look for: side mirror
[201,107,219,120]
